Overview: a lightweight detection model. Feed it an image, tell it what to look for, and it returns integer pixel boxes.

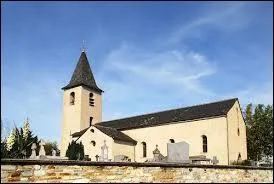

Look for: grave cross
[39,140,46,156]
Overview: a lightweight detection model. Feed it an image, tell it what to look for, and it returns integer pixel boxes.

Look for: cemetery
[26,138,215,165]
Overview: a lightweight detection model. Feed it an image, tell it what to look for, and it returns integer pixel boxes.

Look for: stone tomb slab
[167,141,190,163]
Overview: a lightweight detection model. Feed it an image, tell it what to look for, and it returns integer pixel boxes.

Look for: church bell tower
[60,50,103,156]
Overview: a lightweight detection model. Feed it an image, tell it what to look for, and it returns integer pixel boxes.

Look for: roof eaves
[62,83,103,93]
[71,127,89,139]
[94,125,137,145]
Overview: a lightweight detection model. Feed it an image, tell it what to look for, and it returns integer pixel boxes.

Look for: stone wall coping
[1,159,273,170]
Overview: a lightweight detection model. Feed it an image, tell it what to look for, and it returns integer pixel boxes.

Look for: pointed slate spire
[62,51,103,93]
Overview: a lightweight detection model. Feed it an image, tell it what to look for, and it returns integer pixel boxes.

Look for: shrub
[65,140,85,160]
[1,140,8,158]
[231,159,251,166]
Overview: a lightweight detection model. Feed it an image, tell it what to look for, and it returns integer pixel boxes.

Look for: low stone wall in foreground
[1,159,273,183]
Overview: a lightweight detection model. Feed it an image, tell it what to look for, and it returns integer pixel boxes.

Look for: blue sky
[1,2,273,143]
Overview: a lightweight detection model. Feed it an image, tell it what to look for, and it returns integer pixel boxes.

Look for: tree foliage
[1,140,8,158]
[44,141,60,156]
[244,104,273,161]
[1,119,39,159]
[35,141,60,156]
[65,140,85,160]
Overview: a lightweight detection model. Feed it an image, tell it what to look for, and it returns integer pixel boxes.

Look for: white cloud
[222,82,273,106]
[168,2,250,44]
[98,42,217,121]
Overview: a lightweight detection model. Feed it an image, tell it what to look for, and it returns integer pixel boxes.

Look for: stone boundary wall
[1,159,273,183]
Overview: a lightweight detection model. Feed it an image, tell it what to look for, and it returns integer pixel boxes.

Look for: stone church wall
[226,100,248,163]
[1,159,272,183]
[122,116,229,164]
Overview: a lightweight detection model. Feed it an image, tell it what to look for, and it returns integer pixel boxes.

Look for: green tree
[244,104,273,161]
[1,140,8,158]
[65,140,85,160]
[5,119,38,159]
[42,141,60,156]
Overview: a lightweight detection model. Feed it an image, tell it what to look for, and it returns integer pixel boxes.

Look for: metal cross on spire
[82,40,87,52]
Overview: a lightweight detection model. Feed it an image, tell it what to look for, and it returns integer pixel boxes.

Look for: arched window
[91,141,96,146]
[142,142,147,157]
[202,135,207,153]
[89,93,94,106]
[237,128,240,136]
[170,139,175,143]
[70,92,75,105]
[90,129,94,133]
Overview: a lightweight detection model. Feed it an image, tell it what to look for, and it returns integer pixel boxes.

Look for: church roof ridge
[71,125,137,145]
[62,51,103,93]
[94,124,137,144]
[100,98,238,124]
[97,98,238,130]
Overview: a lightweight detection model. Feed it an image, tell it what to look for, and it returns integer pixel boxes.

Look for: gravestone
[212,156,219,165]
[95,155,100,162]
[167,141,190,163]
[52,149,56,157]
[30,143,37,159]
[100,140,108,161]
[114,155,129,162]
[152,145,165,162]
[39,140,46,157]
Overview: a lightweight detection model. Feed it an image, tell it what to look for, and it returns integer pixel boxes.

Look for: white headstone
[212,156,219,165]
[39,140,46,156]
[30,143,37,159]
[167,141,190,163]
[100,140,108,161]
[52,149,56,157]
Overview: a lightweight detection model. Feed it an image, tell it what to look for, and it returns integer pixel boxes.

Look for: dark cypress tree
[65,140,85,160]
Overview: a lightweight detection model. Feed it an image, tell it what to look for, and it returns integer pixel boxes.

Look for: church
[60,50,247,165]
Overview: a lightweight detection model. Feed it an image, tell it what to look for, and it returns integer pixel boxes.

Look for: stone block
[1,165,17,171]
[22,170,33,177]
[47,172,56,176]
[121,178,132,182]
[48,165,55,169]
[106,175,117,180]
[1,171,9,179]
[8,176,20,182]
[60,172,72,176]
[34,169,46,176]
[23,165,34,170]
[28,176,36,182]
[34,165,41,170]
[39,176,62,180]
[72,178,90,183]
[20,177,28,181]
[10,170,21,177]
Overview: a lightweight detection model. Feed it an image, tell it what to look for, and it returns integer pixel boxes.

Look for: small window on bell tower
[89,93,94,106]
[70,92,75,105]
[90,117,93,126]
